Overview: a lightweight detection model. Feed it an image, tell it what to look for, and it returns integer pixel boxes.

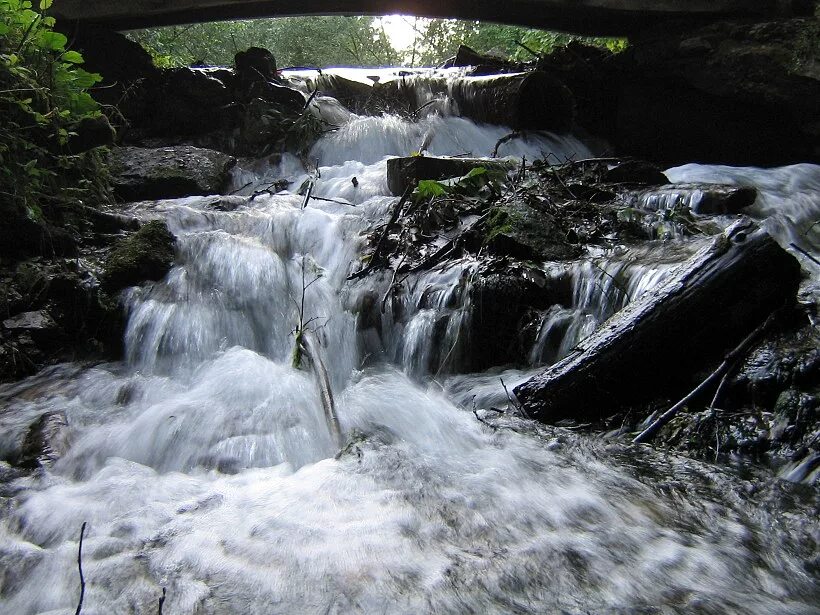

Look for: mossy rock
[102,220,175,292]
[484,201,580,262]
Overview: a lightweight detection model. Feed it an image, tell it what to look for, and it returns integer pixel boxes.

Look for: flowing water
[1,77,819,614]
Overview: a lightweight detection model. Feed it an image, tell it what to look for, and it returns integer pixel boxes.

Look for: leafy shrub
[0,0,110,226]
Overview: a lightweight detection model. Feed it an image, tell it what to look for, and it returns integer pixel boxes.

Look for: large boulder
[102,220,176,292]
[140,68,235,139]
[108,145,236,201]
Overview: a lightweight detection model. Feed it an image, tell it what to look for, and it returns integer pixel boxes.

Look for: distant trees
[126,16,626,69]
[128,17,399,68]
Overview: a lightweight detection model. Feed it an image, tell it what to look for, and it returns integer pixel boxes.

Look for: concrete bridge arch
[51,0,812,34]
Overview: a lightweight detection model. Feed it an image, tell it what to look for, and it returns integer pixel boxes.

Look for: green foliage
[412,166,506,203]
[408,18,628,66]
[128,17,399,69]
[0,0,109,224]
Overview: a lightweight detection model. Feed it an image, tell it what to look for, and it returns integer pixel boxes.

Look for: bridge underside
[51,0,808,35]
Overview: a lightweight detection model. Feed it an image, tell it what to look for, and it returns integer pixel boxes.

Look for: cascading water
[1,71,818,614]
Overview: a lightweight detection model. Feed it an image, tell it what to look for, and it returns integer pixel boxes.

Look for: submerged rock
[17,410,70,469]
[102,220,176,292]
[108,145,236,201]
[633,183,758,215]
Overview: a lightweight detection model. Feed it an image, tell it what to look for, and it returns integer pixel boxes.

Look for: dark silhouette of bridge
[51,0,807,34]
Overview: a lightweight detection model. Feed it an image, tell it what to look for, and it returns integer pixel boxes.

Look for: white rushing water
[1,99,819,614]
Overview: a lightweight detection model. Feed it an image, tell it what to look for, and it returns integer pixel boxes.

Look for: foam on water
[1,111,818,614]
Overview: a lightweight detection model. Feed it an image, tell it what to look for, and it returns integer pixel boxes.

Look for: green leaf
[416,179,448,200]
[70,69,102,88]
[0,24,9,36]
[38,30,67,51]
[61,50,84,64]
[39,0,52,9]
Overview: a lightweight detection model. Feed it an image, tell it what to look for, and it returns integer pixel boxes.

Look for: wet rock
[235,47,279,89]
[444,45,521,75]
[57,24,158,108]
[602,160,669,185]
[102,220,176,292]
[615,18,820,165]
[450,71,575,133]
[468,263,566,370]
[142,68,235,139]
[108,145,236,201]
[633,183,758,215]
[387,156,513,196]
[484,201,581,261]
[68,115,116,154]
[311,73,375,114]
[17,411,70,469]
[732,320,820,406]
[2,311,58,335]
[79,205,141,234]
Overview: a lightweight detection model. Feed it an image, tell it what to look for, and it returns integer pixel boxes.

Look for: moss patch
[102,220,175,292]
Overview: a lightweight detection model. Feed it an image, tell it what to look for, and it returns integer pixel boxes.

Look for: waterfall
[0,70,818,614]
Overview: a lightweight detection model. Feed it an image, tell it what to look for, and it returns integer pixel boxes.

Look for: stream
[0,70,818,614]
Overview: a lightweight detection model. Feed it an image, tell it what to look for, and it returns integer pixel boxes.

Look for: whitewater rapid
[0,106,818,614]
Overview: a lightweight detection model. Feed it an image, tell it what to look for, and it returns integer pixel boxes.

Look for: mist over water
[1,86,819,613]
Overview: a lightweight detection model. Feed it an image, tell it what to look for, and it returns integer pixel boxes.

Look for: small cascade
[0,68,818,615]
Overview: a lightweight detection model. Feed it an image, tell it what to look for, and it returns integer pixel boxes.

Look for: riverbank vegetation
[0,0,112,256]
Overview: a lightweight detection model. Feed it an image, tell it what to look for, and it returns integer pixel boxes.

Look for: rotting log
[513,219,801,423]
[387,156,514,196]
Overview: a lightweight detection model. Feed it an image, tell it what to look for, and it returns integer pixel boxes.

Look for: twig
[381,251,407,311]
[633,309,782,444]
[501,378,528,418]
[472,396,498,431]
[75,522,87,615]
[157,587,166,615]
[412,100,436,118]
[515,40,541,58]
[230,181,253,195]
[301,179,315,210]
[789,242,820,266]
[492,131,522,158]
[303,87,319,110]
[348,186,414,280]
[308,195,351,206]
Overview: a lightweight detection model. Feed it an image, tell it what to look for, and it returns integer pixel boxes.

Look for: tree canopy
[127,16,626,69]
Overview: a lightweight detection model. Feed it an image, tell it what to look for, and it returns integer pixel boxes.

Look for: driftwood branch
[633,309,781,444]
[75,521,87,615]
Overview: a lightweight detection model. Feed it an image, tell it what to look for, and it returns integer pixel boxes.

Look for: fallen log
[513,219,801,423]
